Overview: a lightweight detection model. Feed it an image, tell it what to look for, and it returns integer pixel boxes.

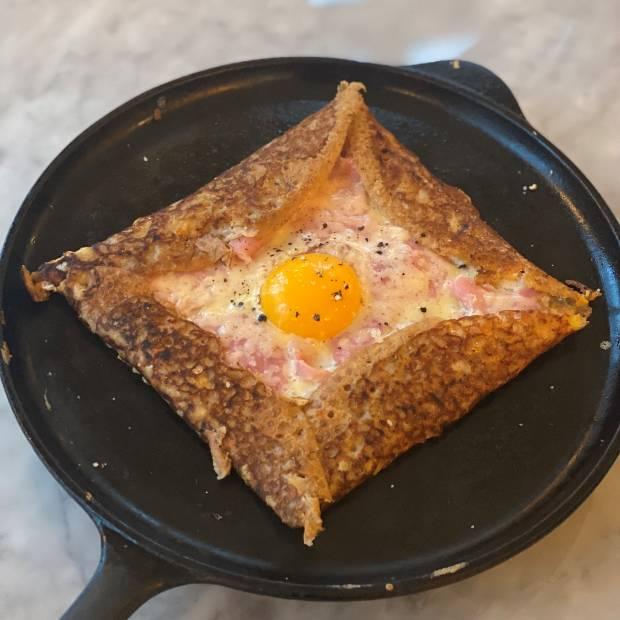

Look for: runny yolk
[260,253,363,340]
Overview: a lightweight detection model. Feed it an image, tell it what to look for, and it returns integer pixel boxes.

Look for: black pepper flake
[332,290,343,301]
[237,301,244,307]
[357,225,365,231]
[223,278,228,283]
[313,313,321,321]
[257,314,267,322]
[322,223,328,229]
[376,250,383,255]
[420,307,427,313]
[377,241,386,248]
[383,321,389,326]
[401,272,405,276]
[288,242,293,246]
[295,311,300,318]
[420,232,427,238]
[344,283,350,290]
[364,237,369,242]
[458,263,467,269]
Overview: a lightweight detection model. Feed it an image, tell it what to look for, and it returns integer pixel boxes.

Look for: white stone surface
[1,1,618,618]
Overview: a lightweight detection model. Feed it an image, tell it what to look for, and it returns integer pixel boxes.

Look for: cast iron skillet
[1,58,619,619]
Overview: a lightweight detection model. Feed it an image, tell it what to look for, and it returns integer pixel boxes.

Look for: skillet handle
[61,522,192,620]
[405,60,528,122]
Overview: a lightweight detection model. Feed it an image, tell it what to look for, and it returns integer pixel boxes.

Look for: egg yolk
[260,253,363,340]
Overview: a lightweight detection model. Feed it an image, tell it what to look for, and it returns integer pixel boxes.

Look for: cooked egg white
[151,158,535,400]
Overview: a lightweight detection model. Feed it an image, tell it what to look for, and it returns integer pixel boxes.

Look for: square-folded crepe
[24,83,595,544]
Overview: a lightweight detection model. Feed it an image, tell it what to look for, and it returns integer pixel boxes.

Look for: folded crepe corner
[24,82,596,545]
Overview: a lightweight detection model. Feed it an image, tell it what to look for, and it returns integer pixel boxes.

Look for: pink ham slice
[452,276,490,313]
[306,158,370,236]
[407,241,449,297]
[229,236,263,264]
[292,359,332,382]
[223,337,332,392]
[225,337,290,391]
[331,156,362,187]
[331,322,384,364]
[452,276,539,314]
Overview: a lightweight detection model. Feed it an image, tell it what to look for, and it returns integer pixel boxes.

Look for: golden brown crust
[21,265,50,301]
[306,311,574,500]
[23,82,594,544]
[346,109,588,312]
[31,82,366,291]
[96,297,331,540]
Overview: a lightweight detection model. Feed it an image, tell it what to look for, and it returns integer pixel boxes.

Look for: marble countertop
[2,1,619,618]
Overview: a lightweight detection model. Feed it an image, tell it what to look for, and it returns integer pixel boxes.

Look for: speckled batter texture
[98,298,331,541]
[307,311,575,500]
[28,82,365,283]
[23,82,594,544]
[347,108,588,307]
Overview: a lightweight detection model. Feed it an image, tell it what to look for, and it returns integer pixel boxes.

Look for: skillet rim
[1,56,619,600]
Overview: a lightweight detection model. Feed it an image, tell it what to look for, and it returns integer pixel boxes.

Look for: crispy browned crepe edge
[23,82,595,544]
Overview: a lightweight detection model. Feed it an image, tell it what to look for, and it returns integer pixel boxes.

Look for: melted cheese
[151,158,538,400]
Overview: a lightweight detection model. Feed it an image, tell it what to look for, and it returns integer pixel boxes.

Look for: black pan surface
[1,58,619,608]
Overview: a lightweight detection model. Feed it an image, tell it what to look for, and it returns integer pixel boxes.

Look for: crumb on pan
[431,562,468,578]
[1,341,11,364]
[43,389,52,411]
[565,279,601,300]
